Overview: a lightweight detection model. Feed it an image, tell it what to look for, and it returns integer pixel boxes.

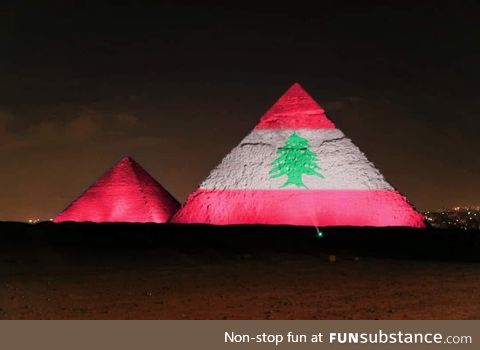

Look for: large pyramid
[172,83,425,227]
[54,157,180,223]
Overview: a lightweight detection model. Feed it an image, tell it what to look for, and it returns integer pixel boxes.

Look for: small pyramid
[172,83,425,227]
[54,157,180,223]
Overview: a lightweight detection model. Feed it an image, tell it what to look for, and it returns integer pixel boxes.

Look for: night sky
[1,1,478,221]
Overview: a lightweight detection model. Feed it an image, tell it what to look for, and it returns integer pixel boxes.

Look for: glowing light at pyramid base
[172,189,426,227]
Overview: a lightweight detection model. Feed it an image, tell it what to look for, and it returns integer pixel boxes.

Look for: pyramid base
[172,189,426,227]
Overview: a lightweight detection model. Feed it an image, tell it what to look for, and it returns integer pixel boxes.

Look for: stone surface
[54,157,180,223]
[172,83,425,227]
[201,129,393,190]
[255,83,335,129]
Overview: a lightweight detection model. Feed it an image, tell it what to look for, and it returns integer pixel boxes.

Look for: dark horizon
[1,1,479,221]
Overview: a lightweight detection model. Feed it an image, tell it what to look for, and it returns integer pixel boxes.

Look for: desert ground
[1,223,480,319]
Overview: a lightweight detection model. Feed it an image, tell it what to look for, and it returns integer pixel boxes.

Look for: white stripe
[201,129,393,190]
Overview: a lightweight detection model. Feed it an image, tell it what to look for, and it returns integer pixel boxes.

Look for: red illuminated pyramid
[172,83,425,227]
[54,157,180,223]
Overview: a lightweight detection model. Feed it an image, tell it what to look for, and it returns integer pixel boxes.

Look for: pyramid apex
[288,82,306,90]
[255,84,335,130]
[116,156,139,168]
[119,156,134,162]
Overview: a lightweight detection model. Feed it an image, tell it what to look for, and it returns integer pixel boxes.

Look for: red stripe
[254,83,336,129]
[255,111,336,130]
[172,189,425,227]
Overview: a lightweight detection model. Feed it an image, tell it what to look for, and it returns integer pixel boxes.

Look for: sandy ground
[2,251,480,319]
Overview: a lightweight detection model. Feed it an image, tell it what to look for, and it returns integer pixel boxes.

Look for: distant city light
[424,207,480,230]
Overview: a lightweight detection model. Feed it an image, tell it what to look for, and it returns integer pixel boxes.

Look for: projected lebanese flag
[54,157,180,223]
[172,83,425,227]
